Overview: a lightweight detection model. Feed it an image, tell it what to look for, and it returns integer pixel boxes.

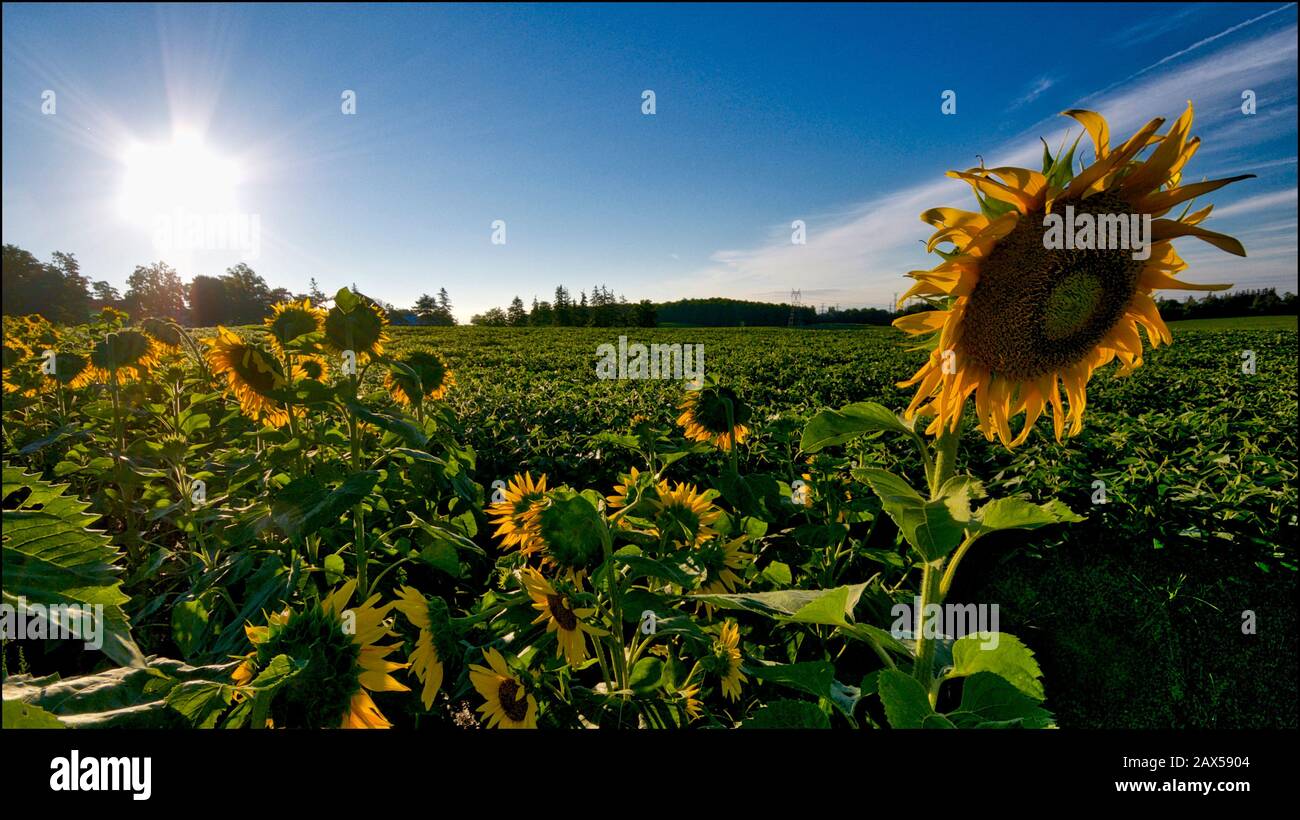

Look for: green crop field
[1168,315,1298,332]
[3,311,1296,729]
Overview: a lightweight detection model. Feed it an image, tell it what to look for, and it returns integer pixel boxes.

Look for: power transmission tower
[789,289,802,327]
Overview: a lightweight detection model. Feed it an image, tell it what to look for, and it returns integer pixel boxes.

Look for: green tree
[125,261,186,321]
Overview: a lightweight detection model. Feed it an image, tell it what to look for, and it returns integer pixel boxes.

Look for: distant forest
[3,243,1296,329]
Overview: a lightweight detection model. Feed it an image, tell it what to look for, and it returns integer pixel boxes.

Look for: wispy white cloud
[1009,75,1056,110]
[1107,7,1203,47]
[676,14,1299,306]
[1211,188,1297,219]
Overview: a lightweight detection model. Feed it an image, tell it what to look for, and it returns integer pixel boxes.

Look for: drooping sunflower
[393,586,454,710]
[487,472,549,555]
[520,568,605,666]
[651,479,722,548]
[75,328,165,387]
[324,290,388,362]
[205,326,292,427]
[139,316,186,356]
[533,491,606,582]
[43,351,89,388]
[896,103,1250,447]
[469,647,538,729]
[384,349,455,407]
[232,579,410,729]
[265,299,326,355]
[711,620,746,701]
[2,336,35,395]
[677,384,752,450]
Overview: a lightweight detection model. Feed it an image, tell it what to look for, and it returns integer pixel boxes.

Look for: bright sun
[118,130,241,221]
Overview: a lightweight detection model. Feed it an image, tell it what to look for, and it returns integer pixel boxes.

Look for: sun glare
[118,129,241,221]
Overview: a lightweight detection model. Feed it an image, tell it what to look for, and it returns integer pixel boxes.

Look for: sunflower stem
[913,420,961,686]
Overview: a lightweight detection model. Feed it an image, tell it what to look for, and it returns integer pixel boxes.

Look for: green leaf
[742,699,831,729]
[2,464,144,667]
[3,658,239,728]
[974,497,1084,535]
[628,657,665,694]
[855,468,972,561]
[947,672,1056,729]
[323,553,346,585]
[800,402,914,452]
[692,583,866,627]
[2,699,67,728]
[270,472,378,540]
[749,660,860,723]
[948,632,1045,701]
[171,597,210,659]
[877,669,941,729]
[345,401,428,448]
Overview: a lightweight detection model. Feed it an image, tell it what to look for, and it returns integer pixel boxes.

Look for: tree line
[1,244,458,327]
[469,285,657,327]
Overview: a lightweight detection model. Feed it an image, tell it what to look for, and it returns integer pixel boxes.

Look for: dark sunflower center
[547,594,578,630]
[497,679,529,721]
[961,193,1146,380]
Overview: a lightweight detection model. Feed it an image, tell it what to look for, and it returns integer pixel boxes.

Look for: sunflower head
[651,480,722,549]
[324,288,388,361]
[139,316,185,353]
[393,587,455,710]
[266,299,326,354]
[293,354,329,382]
[85,329,163,384]
[487,472,549,554]
[205,326,291,426]
[45,351,89,386]
[520,568,604,666]
[242,602,362,728]
[384,349,455,406]
[677,384,751,450]
[705,620,746,701]
[468,647,538,729]
[896,103,1249,448]
[535,492,606,577]
[694,536,749,595]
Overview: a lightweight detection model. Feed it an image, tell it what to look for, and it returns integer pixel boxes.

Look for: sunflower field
[3,108,1295,730]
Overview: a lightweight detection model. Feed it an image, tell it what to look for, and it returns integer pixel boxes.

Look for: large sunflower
[677,384,751,451]
[520,568,605,666]
[205,326,292,427]
[487,472,548,554]
[896,103,1249,447]
[468,647,538,729]
[232,579,409,729]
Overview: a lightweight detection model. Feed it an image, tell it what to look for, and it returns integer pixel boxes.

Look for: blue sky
[3,2,1296,322]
